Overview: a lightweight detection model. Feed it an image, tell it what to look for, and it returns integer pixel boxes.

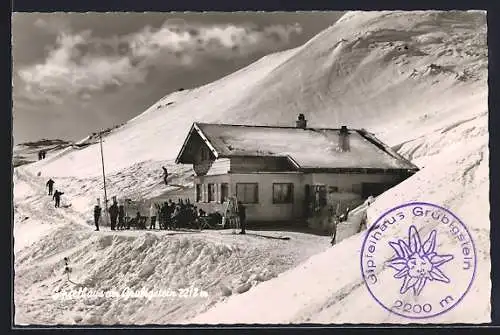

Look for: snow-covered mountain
[14,10,489,324]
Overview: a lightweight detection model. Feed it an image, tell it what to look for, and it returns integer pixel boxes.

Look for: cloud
[33,17,70,34]
[126,21,303,60]
[18,31,147,97]
[16,20,303,101]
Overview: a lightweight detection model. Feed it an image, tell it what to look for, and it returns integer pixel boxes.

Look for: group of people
[92,197,211,232]
[45,171,249,234]
[93,199,125,231]
[149,198,202,230]
[46,178,64,208]
[92,197,247,234]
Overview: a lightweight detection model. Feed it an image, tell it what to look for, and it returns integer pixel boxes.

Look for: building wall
[203,159,231,176]
[192,171,409,224]
[194,174,231,214]
[228,173,305,222]
[230,156,292,173]
[310,172,403,194]
[194,172,305,222]
[193,148,293,176]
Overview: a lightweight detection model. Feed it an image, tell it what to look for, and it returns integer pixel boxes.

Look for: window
[196,184,202,202]
[361,182,396,198]
[201,146,210,161]
[221,183,229,203]
[208,183,215,202]
[236,183,258,204]
[273,183,294,203]
[328,186,339,193]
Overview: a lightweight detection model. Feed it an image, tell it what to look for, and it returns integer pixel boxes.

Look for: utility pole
[99,131,110,225]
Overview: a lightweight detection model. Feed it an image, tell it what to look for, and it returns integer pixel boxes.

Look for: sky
[12,11,344,145]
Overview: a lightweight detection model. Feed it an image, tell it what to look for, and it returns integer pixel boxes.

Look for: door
[304,184,311,218]
[361,182,396,198]
[304,184,327,217]
[221,183,229,203]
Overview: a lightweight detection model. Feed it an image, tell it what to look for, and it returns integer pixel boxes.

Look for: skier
[149,203,158,229]
[118,203,125,230]
[330,215,339,246]
[162,166,168,185]
[38,151,42,161]
[358,210,368,233]
[94,203,102,231]
[339,207,350,222]
[52,190,64,208]
[365,195,374,206]
[46,178,55,195]
[237,201,246,235]
[108,199,119,231]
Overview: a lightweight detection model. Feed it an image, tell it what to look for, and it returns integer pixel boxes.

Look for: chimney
[339,126,350,152]
[296,113,307,129]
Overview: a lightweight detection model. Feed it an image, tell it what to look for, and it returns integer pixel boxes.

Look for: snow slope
[14,10,488,324]
[14,167,331,325]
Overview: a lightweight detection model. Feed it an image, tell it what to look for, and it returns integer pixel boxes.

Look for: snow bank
[15,223,330,325]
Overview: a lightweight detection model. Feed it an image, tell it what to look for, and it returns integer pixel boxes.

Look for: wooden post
[99,132,109,225]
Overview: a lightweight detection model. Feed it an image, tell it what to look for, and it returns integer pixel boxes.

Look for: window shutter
[203,184,208,202]
[236,184,242,202]
[216,183,221,203]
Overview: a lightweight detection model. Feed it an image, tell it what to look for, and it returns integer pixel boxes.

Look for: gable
[175,125,217,164]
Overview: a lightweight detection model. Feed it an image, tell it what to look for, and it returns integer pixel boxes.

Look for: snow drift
[14,10,489,324]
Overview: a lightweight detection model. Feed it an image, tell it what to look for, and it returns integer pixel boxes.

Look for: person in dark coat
[42,150,46,159]
[38,151,42,161]
[237,201,246,234]
[358,210,368,234]
[162,166,168,185]
[94,204,101,231]
[52,190,64,208]
[132,211,142,229]
[118,203,125,230]
[108,199,119,231]
[46,178,55,195]
[330,215,339,246]
[165,200,174,229]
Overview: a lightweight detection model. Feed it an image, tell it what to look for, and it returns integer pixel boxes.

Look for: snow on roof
[177,122,418,171]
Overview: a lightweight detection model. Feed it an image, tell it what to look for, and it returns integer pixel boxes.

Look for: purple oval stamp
[360,202,477,319]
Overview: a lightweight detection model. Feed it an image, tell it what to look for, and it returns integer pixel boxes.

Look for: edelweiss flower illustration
[386,225,454,296]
